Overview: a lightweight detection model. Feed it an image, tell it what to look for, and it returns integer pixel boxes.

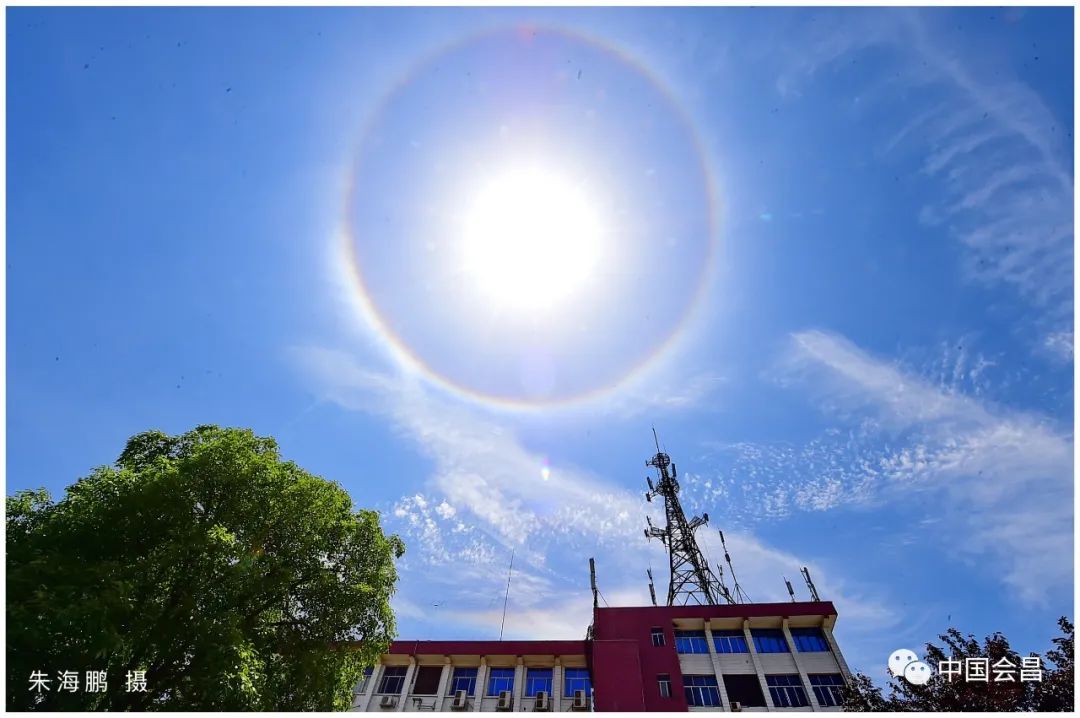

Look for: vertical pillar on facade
[822,625,853,683]
[397,658,416,712]
[703,624,732,708]
[553,658,563,712]
[743,619,777,709]
[360,660,386,712]
[781,619,818,711]
[436,658,453,705]
[356,663,381,712]
[513,658,526,711]
[474,659,488,712]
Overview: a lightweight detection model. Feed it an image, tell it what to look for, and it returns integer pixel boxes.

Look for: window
[657,674,671,698]
[525,668,552,697]
[674,630,709,654]
[450,668,478,697]
[487,668,515,696]
[684,675,722,707]
[809,674,845,707]
[651,627,665,647]
[766,674,809,708]
[712,629,749,653]
[356,667,374,694]
[752,629,790,653]
[723,675,766,707]
[790,627,830,652]
[412,666,442,696]
[563,668,591,697]
[378,666,408,695]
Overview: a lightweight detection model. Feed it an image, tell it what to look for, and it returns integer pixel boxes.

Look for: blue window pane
[809,674,845,707]
[674,630,709,654]
[712,630,749,653]
[766,675,808,707]
[451,668,478,697]
[564,668,592,697]
[525,669,553,697]
[684,675,721,707]
[378,666,408,694]
[487,668,515,696]
[790,628,830,652]
[752,629,790,653]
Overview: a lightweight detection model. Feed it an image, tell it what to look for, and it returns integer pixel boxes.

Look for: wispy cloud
[292,341,899,656]
[292,345,644,554]
[760,330,1072,604]
[775,8,1073,358]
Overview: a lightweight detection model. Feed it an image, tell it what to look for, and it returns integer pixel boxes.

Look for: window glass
[674,629,709,654]
[657,674,671,698]
[378,666,408,694]
[450,668,478,697]
[487,668,515,696]
[752,629,790,653]
[790,627,830,652]
[651,627,665,647]
[712,629,749,653]
[809,674,845,707]
[525,668,553,697]
[563,668,592,697]
[766,674,809,707]
[684,675,722,707]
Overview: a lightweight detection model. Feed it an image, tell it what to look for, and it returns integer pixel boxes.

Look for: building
[354,439,853,712]
[351,600,851,712]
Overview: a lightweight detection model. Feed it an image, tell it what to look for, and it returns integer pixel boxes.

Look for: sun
[460,165,604,314]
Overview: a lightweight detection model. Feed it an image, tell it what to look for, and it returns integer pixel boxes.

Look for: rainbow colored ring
[339,24,721,411]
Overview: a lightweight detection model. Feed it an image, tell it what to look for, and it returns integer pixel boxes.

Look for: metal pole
[499,549,515,640]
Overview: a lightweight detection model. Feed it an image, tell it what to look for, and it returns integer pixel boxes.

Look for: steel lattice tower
[643,430,737,606]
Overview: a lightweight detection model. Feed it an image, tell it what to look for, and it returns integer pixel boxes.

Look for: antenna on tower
[784,576,796,602]
[642,430,737,605]
[589,557,599,610]
[801,566,821,602]
[719,530,752,603]
[713,562,736,604]
[647,568,658,606]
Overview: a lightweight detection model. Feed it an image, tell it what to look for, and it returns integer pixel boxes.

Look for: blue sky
[7,7,1074,679]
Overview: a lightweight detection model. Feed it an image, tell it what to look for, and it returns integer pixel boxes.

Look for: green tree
[7,425,405,711]
[844,617,1074,711]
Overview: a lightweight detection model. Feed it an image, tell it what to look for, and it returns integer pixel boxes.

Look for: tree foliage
[844,617,1074,712]
[7,425,405,711]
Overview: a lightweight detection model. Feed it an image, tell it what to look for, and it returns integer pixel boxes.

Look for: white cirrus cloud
[777,329,1072,604]
[774,9,1073,353]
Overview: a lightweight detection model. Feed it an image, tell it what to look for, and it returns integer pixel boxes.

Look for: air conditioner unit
[496,690,513,711]
[534,691,550,711]
[379,695,398,709]
[450,690,469,711]
[572,690,590,711]
[730,701,743,712]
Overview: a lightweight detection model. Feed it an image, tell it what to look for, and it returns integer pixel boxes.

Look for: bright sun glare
[461,166,603,313]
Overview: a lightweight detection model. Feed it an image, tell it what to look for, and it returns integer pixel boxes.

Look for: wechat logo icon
[889,648,932,685]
